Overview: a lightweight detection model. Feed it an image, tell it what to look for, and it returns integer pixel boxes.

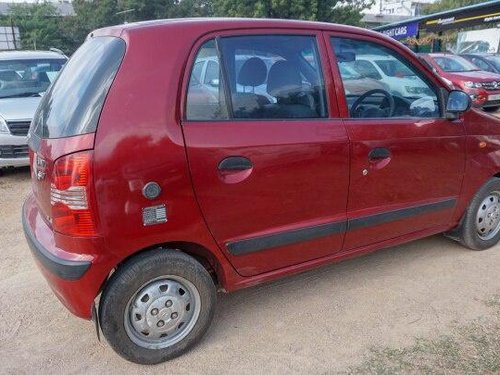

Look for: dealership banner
[381,22,419,40]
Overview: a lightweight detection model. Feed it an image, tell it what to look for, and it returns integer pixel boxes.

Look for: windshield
[375,59,415,77]
[433,55,479,72]
[0,58,66,99]
[339,64,362,79]
[484,55,500,71]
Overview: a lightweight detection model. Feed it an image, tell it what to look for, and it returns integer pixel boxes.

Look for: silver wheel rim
[124,275,201,349]
[476,192,500,240]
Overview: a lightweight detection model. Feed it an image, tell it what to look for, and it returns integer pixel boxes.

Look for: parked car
[337,63,390,95]
[420,53,500,109]
[460,53,500,74]
[0,50,67,170]
[340,53,433,98]
[23,19,500,365]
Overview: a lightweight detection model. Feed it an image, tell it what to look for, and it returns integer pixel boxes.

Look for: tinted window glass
[0,58,66,99]
[218,35,327,119]
[32,37,125,138]
[192,61,203,83]
[186,39,228,121]
[352,60,381,80]
[484,55,500,70]
[433,56,479,72]
[204,60,219,85]
[470,57,491,71]
[332,38,439,119]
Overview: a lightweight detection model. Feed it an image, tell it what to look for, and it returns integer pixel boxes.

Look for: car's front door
[182,31,349,277]
[327,34,466,251]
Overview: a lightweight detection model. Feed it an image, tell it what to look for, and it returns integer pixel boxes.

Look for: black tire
[99,249,216,364]
[450,178,500,250]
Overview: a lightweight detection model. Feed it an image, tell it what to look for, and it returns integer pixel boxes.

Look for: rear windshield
[31,36,126,139]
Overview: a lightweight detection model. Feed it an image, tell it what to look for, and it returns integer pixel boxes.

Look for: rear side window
[185,35,327,121]
[32,36,125,138]
[186,40,228,121]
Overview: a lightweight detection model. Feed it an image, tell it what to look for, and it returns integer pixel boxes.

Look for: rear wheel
[451,178,500,250]
[99,249,216,364]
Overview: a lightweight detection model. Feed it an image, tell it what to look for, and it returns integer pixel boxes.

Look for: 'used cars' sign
[381,22,419,40]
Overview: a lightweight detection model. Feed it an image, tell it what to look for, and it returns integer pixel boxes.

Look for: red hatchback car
[22,18,500,364]
[420,53,500,109]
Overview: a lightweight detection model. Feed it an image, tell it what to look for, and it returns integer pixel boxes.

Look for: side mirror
[446,90,471,119]
[209,78,219,87]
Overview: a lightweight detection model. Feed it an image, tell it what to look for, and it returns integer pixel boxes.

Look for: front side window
[332,38,439,119]
[185,35,327,120]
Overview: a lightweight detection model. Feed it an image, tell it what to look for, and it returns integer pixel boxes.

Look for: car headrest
[267,60,302,98]
[237,57,267,87]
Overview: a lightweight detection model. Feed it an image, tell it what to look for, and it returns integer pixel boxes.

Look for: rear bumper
[22,194,111,319]
[23,211,91,280]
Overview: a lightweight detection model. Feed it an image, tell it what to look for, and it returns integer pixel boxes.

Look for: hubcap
[124,276,201,349]
[476,192,500,240]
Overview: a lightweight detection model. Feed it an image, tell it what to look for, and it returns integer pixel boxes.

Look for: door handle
[368,147,391,161]
[218,156,253,171]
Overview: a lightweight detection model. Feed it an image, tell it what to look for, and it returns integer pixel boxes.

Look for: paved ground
[1,109,500,374]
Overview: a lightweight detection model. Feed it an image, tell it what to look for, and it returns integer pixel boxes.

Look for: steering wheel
[350,89,395,118]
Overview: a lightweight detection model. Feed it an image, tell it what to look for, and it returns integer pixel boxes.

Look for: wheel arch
[98,241,228,301]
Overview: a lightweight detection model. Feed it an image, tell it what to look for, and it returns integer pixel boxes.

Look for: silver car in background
[0,50,67,169]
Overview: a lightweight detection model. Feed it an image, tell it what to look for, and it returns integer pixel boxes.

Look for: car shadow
[206,234,473,340]
[0,166,31,179]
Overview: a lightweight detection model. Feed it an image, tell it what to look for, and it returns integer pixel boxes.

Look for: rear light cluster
[50,151,98,236]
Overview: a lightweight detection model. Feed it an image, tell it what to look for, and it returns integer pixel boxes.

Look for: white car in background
[345,54,433,98]
[0,50,67,169]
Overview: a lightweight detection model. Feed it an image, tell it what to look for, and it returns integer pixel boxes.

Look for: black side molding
[227,221,346,256]
[22,204,91,280]
[348,198,457,231]
[226,198,457,256]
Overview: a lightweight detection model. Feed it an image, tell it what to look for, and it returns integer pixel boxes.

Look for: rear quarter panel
[92,25,240,289]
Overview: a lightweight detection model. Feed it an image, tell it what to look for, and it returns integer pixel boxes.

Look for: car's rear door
[325,32,466,251]
[181,30,349,277]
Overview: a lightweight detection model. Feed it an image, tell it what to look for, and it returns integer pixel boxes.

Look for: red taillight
[50,151,98,236]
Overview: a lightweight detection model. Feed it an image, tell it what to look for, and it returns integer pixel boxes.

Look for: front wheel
[452,178,500,250]
[99,249,216,364]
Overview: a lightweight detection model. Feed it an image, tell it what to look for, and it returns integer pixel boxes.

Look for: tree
[2,0,371,55]
[212,0,373,26]
[2,3,63,50]
[423,0,486,15]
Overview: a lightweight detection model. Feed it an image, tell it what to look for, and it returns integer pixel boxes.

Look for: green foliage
[212,0,372,25]
[1,3,63,50]
[423,0,486,15]
[1,0,372,55]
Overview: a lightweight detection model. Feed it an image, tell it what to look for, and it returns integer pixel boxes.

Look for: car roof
[0,50,66,61]
[93,17,392,42]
